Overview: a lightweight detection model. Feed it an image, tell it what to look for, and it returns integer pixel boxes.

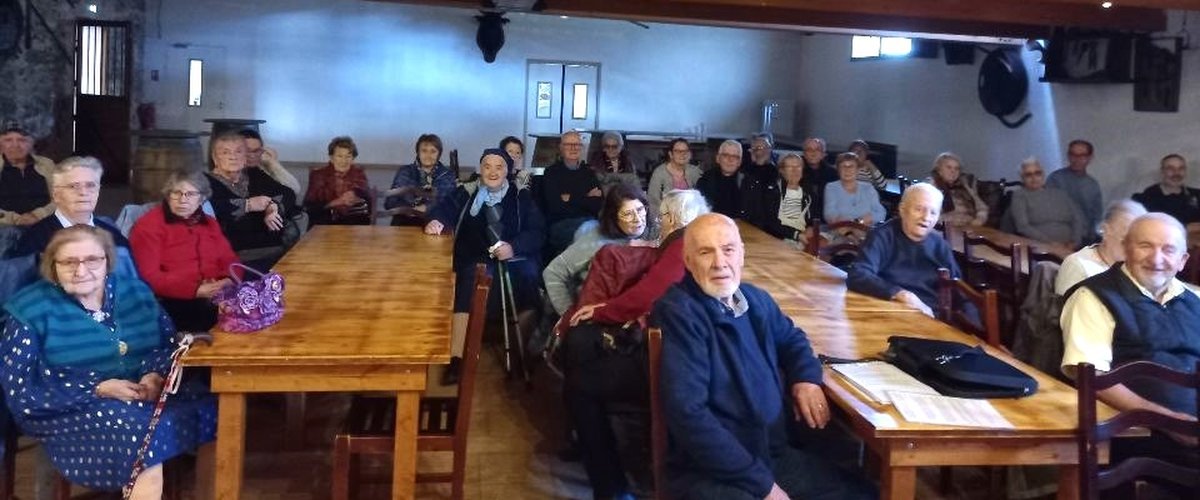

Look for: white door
[161,45,227,134]
[524,61,599,168]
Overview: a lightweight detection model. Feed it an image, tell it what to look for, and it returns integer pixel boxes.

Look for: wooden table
[184,226,454,500]
[735,222,1120,500]
[942,224,1073,274]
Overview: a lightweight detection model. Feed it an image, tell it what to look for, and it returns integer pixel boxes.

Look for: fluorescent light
[1101,2,1113,9]
[87,4,97,13]
[851,35,881,58]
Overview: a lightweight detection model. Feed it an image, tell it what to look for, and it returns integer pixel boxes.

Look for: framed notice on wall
[536,81,552,118]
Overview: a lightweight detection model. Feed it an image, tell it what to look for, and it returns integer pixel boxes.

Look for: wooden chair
[1076,361,1200,500]
[1028,245,1064,269]
[331,264,491,500]
[647,328,667,500]
[936,268,1002,349]
[962,232,1022,337]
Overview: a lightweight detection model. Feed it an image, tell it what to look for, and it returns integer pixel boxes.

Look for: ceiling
[374,0,1194,39]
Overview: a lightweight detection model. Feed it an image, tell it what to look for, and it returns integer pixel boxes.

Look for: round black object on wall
[978,48,1031,128]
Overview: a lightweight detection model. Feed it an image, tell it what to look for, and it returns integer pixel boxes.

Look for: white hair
[48,156,103,188]
[661,189,710,227]
[901,182,944,208]
[1103,199,1147,224]
[1018,156,1042,172]
[601,131,624,149]
[719,139,742,157]
[1128,212,1187,249]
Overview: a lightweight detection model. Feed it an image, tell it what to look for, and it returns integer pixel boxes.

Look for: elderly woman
[425,149,544,385]
[0,225,215,498]
[1055,199,1147,295]
[303,136,370,226]
[926,152,988,227]
[824,152,886,225]
[1008,157,1087,249]
[755,153,813,241]
[848,139,886,190]
[561,189,710,499]
[647,138,702,215]
[588,131,638,192]
[542,183,649,317]
[130,170,240,332]
[385,133,457,227]
[204,131,297,270]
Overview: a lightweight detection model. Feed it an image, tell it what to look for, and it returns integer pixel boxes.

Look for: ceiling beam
[1036,0,1200,10]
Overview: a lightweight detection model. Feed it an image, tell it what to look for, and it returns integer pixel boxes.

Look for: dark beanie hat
[480,148,513,171]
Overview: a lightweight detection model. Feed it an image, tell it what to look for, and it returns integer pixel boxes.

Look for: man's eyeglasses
[1021,171,1045,178]
[561,143,584,149]
[618,206,647,222]
[168,190,203,200]
[55,255,106,271]
[717,153,741,160]
[55,181,100,193]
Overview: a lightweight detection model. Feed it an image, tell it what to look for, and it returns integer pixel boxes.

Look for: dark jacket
[653,275,823,498]
[801,159,838,222]
[754,179,813,240]
[696,169,769,222]
[8,214,130,259]
[539,161,602,226]
[205,168,297,251]
[431,182,545,272]
[847,219,960,309]
[384,162,457,226]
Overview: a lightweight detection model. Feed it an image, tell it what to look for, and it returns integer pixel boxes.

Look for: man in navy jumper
[541,130,602,259]
[653,213,874,500]
[847,182,961,316]
[1061,213,1200,460]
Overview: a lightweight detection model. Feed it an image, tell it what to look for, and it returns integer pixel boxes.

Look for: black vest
[1077,265,1200,414]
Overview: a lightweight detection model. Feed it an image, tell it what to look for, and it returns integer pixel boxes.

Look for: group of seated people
[3,118,1199,499]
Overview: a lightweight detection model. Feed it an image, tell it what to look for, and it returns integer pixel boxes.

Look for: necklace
[1096,244,1115,267]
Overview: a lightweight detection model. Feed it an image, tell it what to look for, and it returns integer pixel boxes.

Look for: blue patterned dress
[0,277,216,491]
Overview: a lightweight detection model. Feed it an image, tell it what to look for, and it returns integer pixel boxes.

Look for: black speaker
[944,42,976,65]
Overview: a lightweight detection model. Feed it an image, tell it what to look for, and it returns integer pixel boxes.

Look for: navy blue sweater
[847,219,961,309]
[653,275,823,498]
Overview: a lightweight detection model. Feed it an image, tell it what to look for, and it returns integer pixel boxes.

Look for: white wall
[141,0,807,169]
[794,11,1200,205]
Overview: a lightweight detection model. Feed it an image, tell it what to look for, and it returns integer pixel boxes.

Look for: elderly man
[1008,157,1087,248]
[7,157,137,276]
[800,137,838,222]
[0,125,55,227]
[697,140,769,222]
[742,132,779,184]
[847,183,962,316]
[1133,154,1200,227]
[1047,139,1104,239]
[541,130,603,258]
[1061,213,1200,463]
[653,213,874,500]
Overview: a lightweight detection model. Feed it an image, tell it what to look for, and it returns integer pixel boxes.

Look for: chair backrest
[962,231,1022,327]
[647,327,668,500]
[809,220,871,264]
[453,264,492,439]
[1076,361,1200,499]
[936,268,1002,348]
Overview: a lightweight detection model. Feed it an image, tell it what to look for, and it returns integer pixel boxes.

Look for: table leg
[215,393,246,500]
[284,393,307,450]
[881,465,917,500]
[391,391,420,500]
[1056,465,1080,500]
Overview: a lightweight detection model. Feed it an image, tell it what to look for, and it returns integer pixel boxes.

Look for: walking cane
[499,260,530,383]
[496,260,515,376]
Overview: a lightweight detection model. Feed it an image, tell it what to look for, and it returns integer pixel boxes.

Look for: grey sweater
[1009,187,1087,246]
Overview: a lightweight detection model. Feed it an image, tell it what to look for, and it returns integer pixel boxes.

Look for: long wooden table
[184,226,454,500]
[735,221,1116,500]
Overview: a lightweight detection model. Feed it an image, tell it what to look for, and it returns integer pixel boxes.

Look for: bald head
[1123,213,1189,297]
[684,214,745,301]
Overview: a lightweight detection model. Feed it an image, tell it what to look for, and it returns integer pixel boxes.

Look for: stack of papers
[889,391,1014,429]
[830,361,938,404]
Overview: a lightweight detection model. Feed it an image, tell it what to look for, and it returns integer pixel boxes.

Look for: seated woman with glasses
[587,131,638,192]
[7,156,137,276]
[303,136,371,227]
[384,133,457,227]
[0,225,216,498]
[543,183,651,319]
[647,138,702,216]
[205,131,298,272]
[130,170,241,332]
[425,149,544,385]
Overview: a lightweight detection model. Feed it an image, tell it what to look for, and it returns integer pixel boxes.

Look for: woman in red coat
[303,136,371,226]
[130,169,240,331]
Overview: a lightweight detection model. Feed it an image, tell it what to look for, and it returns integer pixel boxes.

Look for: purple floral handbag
[211,263,285,333]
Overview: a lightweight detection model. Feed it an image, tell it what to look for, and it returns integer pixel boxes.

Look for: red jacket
[592,233,686,324]
[129,204,240,299]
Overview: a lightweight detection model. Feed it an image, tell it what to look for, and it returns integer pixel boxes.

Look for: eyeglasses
[55,255,106,271]
[717,153,741,160]
[670,149,691,154]
[168,190,202,200]
[1021,171,1045,178]
[618,206,647,222]
[749,146,769,152]
[602,144,620,150]
[54,181,100,193]
[561,142,583,149]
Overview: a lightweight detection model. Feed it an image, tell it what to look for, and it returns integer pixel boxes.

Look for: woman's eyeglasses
[55,255,107,271]
[618,206,647,222]
[168,190,203,201]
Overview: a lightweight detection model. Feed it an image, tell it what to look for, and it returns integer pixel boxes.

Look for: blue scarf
[469,180,510,217]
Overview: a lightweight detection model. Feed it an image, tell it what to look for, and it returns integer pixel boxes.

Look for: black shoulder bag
[885,336,1038,399]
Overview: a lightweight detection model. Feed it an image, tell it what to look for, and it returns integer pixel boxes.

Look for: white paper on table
[888,391,1015,429]
[830,361,939,405]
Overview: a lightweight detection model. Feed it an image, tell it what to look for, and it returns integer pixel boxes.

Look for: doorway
[74,21,131,183]
[523,61,599,168]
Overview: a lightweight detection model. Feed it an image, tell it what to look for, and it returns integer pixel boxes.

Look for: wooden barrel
[131,130,204,203]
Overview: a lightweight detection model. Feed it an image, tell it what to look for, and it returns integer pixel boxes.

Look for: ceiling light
[87,4,98,13]
[1101,1,1113,8]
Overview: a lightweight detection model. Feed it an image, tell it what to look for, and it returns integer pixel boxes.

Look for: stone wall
[0,0,145,159]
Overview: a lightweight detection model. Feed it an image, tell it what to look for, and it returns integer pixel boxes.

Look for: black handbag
[884,336,1038,399]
